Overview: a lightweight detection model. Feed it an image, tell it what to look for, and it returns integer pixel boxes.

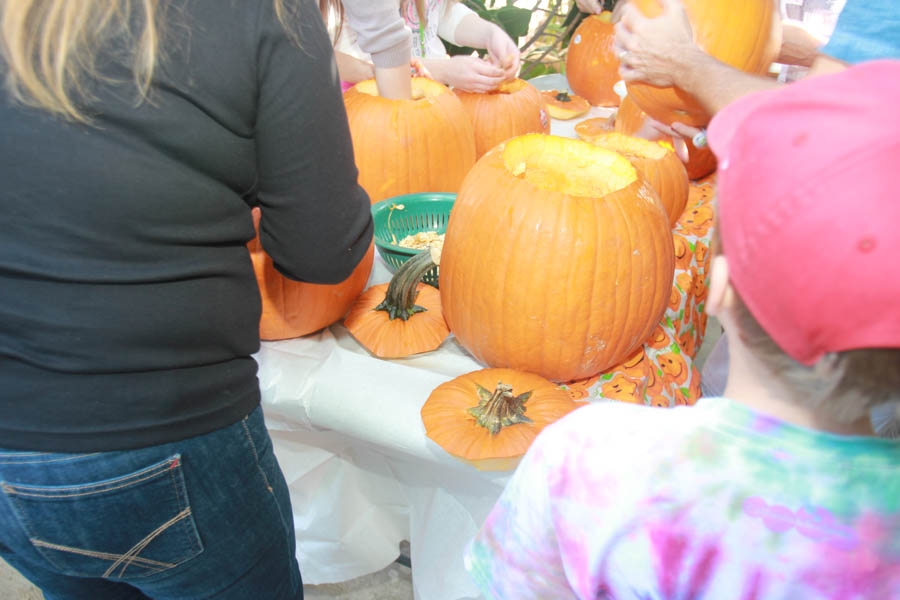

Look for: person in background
[0,0,373,598]
[613,0,900,151]
[323,0,415,98]
[464,60,900,599]
[613,0,900,436]
[334,0,520,93]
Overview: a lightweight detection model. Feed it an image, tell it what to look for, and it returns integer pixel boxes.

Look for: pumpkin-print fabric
[562,175,715,407]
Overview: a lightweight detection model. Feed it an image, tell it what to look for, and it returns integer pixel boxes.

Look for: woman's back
[0,0,372,453]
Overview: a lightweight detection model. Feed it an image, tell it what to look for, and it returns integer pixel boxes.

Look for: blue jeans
[0,405,302,599]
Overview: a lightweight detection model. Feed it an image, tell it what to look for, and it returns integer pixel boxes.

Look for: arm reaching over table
[613,0,782,117]
[422,4,520,91]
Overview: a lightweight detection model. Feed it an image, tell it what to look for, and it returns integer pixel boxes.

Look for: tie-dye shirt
[465,398,900,599]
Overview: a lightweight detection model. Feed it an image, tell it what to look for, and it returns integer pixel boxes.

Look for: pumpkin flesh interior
[588,131,668,160]
[355,77,446,100]
[501,134,636,197]
[492,78,528,95]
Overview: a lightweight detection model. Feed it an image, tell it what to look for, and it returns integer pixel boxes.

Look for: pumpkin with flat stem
[625,0,781,127]
[248,208,374,340]
[614,95,717,180]
[580,132,689,228]
[440,134,675,382]
[344,77,476,204]
[344,250,449,358]
[454,78,550,159]
[565,12,621,107]
[421,368,585,471]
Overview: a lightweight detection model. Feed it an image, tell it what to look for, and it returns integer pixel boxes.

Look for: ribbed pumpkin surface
[343,281,448,358]
[565,13,621,107]
[248,209,374,341]
[626,0,780,127]
[344,77,476,204]
[455,79,550,159]
[440,134,675,382]
[614,95,717,180]
[585,132,689,228]
[421,368,584,471]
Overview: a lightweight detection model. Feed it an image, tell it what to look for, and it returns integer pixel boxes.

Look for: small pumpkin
[582,132,689,228]
[615,95,717,180]
[454,78,550,159]
[565,12,621,107]
[421,367,585,471]
[344,77,476,204]
[440,134,675,382]
[540,90,591,120]
[344,250,449,358]
[248,208,374,340]
[625,0,781,127]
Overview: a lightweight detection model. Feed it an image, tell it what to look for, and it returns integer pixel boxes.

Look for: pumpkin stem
[467,381,534,436]
[554,91,572,102]
[374,250,435,321]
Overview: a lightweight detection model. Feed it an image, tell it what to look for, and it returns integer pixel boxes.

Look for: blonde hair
[1,0,296,122]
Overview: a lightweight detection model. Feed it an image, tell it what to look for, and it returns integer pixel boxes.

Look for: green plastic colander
[371,193,455,288]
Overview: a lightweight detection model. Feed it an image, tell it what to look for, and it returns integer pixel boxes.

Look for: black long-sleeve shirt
[0,0,373,451]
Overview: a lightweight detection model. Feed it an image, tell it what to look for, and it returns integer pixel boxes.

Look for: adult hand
[575,0,604,14]
[614,0,699,87]
[484,26,520,81]
[630,114,703,163]
[442,55,506,93]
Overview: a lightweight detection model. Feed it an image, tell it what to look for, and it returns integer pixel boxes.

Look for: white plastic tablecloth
[258,110,615,600]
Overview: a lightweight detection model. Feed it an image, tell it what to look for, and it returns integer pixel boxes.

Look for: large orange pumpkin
[615,95,717,180]
[565,12,621,107]
[248,208,374,340]
[625,0,781,127]
[454,78,550,159]
[581,132,689,228]
[421,368,585,471]
[440,134,675,382]
[344,77,476,204]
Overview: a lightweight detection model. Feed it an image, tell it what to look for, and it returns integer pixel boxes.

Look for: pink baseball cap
[707,60,900,366]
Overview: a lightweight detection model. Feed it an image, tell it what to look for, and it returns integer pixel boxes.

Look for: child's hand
[410,57,432,79]
[485,26,520,81]
[443,55,506,93]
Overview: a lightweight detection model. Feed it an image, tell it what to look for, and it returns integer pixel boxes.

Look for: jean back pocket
[1,454,204,579]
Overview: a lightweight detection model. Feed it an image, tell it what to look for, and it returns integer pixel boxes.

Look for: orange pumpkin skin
[455,79,550,159]
[582,132,689,228]
[421,368,585,471]
[248,209,374,341]
[440,134,675,382]
[343,280,448,358]
[565,13,621,107]
[625,0,781,127]
[344,77,476,203]
[540,90,591,120]
[615,96,717,180]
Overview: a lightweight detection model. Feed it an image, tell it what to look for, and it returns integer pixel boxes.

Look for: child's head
[706,60,900,424]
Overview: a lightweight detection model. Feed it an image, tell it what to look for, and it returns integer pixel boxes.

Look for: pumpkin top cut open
[352,76,448,102]
[500,133,637,198]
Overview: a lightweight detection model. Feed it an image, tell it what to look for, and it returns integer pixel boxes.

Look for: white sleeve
[437,2,477,46]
